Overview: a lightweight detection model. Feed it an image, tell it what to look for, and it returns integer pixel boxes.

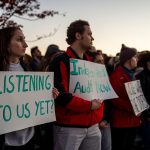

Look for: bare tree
[0,0,66,28]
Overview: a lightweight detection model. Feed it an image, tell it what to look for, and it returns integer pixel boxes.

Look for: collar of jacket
[66,47,91,61]
[121,65,136,80]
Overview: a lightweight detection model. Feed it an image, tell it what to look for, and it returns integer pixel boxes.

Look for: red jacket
[110,66,141,128]
[51,47,104,127]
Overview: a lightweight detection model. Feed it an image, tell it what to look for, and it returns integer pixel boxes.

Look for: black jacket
[137,69,150,119]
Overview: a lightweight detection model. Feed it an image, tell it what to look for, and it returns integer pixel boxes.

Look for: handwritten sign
[0,71,55,135]
[69,59,118,101]
[125,80,149,116]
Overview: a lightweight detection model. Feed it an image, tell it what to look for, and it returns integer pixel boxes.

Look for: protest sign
[69,59,118,101]
[0,71,55,135]
[125,80,149,116]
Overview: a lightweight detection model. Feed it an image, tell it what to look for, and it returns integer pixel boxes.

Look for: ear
[75,32,82,40]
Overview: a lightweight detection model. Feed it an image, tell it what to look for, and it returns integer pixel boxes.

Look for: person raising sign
[50,20,104,150]
[0,27,59,150]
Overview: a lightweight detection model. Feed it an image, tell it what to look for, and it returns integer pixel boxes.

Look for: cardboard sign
[125,80,149,116]
[0,71,55,135]
[69,59,118,101]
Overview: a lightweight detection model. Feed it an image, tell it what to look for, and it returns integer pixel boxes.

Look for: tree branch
[13,14,40,21]
[26,24,61,42]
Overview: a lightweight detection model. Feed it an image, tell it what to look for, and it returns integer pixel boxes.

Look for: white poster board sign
[125,80,149,116]
[69,59,118,101]
[0,71,55,135]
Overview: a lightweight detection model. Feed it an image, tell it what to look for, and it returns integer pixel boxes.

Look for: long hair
[0,27,20,71]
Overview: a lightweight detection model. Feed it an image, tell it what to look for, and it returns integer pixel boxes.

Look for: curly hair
[66,20,89,45]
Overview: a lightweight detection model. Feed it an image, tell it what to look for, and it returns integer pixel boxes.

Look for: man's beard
[80,43,92,52]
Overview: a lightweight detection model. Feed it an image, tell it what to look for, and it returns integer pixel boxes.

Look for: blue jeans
[100,123,111,150]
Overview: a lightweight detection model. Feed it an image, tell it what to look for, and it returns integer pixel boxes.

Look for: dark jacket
[29,58,41,71]
[137,69,150,119]
[50,47,104,127]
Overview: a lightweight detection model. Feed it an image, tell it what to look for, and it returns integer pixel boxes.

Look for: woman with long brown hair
[0,27,35,150]
[0,27,59,150]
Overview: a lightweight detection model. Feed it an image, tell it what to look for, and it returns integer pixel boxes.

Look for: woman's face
[9,29,28,58]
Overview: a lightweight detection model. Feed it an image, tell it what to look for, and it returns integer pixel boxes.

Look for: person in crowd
[104,56,114,76]
[135,51,149,76]
[40,44,63,71]
[0,26,35,150]
[23,53,32,66]
[29,46,42,71]
[137,52,150,150]
[36,44,63,150]
[110,44,141,150]
[0,27,59,150]
[50,20,104,150]
[92,50,112,150]
[92,50,104,64]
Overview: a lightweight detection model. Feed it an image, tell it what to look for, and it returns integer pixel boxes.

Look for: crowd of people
[0,19,150,150]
